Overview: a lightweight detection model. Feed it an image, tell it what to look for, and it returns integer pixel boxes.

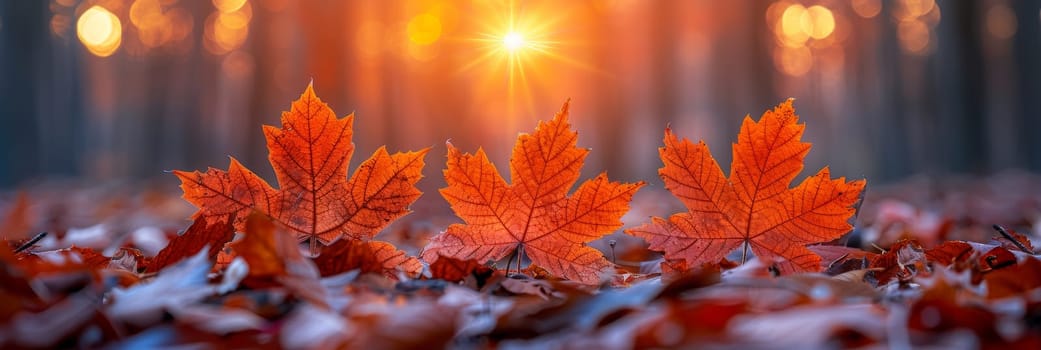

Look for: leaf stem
[993,224,1032,253]
[517,244,525,275]
[740,242,748,264]
[14,232,47,253]
[507,245,520,277]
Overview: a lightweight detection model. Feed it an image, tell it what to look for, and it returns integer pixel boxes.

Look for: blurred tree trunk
[938,1,987,174]
[1014,0,1041,171]
[0,1,48,186]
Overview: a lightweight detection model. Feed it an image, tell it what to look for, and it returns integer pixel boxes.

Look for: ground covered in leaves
[1,172,1040,349]
[2,88,1040,349]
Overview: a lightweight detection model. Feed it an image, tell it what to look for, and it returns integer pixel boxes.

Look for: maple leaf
[421,101,644,284]
[173,83,428,252]
[626,99,866,273]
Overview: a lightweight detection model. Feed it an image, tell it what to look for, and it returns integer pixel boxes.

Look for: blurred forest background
[1,0,1040,192]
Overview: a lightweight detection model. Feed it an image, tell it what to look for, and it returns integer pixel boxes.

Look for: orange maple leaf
[173,84,428,253]
[422,101,644,284]
[626,99,866,273]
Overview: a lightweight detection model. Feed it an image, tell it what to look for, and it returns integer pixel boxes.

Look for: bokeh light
[897,20,930,54]
[802,5,834,40]
[768,2,838,77]
[407,13,442,45]
[213,0,248,13]
[893,0,940,55]
[51,14,71,38]
[779,4,810,47]
[77,5,122,57]
[205,0,251,55]
[851,0,882,19]
[985,4,1017,40]
[774,45,813,77]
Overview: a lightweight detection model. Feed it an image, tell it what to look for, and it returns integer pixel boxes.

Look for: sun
[503,32,527,52]
[459,1,591,127]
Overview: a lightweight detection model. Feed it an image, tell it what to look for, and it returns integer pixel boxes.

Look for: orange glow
[77,5,122,57]
[851,0,882,19]
[407,13,441,45]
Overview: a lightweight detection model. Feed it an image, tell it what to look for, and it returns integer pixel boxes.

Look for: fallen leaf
[634,300,749,347]
[228,212,328,308]
[626,99,866,273]
[343,301,459,350]
[992,225,1035,253]
[807,245,877,273]
[106,248,215,328]
[280,303,351,349]
[12,245,110,278]
[727,304,885,348]
[174,83,428,253]
[148,215,234,273]
[908,271,1001,343]
[229,212,317,281]
[867,239,924,285]
[983,256,1041,300]
[313,238,423,279]
[5,289,104,348]
[422,101,644,284]
[923,240,974,266]
[426,256,494,283]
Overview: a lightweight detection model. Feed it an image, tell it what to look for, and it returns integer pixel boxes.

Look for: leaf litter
[0,90,1039,348]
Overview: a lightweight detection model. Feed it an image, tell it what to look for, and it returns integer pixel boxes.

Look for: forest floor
[1,171,1040,349]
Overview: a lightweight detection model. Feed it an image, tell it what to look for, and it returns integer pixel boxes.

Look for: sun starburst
[461,0,578,123]
[503,32,527,52]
